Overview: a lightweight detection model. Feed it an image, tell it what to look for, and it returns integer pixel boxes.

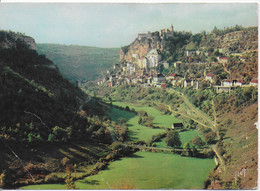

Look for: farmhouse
[172,123,184,130]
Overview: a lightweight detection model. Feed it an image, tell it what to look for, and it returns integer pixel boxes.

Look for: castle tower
[170,24,174,32]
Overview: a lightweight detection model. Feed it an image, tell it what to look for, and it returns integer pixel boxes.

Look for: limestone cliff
[120,32,163,62]
[0,31,37,50]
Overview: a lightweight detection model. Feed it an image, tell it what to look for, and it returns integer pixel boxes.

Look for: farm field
[107,107,165,141]
[112,101,181,128]
[21,152,215,190]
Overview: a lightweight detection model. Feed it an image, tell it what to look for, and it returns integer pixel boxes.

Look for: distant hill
[37,44,120,83]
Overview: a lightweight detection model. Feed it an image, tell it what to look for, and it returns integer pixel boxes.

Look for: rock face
[120,32,163,62]
[0,31,37,50]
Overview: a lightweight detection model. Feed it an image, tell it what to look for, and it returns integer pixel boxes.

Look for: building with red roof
[250,79,258,87]
[234,79,243,86]
[206,73,214,82]
[222,79,232,86]
[218,57,229,64]
[167,73,177,80]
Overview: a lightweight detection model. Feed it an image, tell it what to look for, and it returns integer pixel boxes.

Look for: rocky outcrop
[0,31,37,50]
[120,32,163,62]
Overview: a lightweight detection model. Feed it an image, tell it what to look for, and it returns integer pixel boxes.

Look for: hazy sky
[0,2,258,47]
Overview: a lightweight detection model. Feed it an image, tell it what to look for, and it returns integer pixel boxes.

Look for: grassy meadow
[107,107,165,141]
[21,151,215,190]
[112,101,181,128]
[21,101,213,190]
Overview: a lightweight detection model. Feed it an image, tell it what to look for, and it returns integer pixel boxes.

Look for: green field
[21,102,214,190]
[109,102,203,146]
[21,152,215,190]
[179,130,204,147]
[107,107,165,141]
[112,101,181,128]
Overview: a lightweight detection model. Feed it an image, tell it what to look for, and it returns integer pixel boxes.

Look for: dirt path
[167,88,225,171]
[167,88,216,131]
[212,145,226,172]
[167,106,212,129]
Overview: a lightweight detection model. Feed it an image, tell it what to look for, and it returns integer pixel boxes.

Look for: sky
[0,2,258,48]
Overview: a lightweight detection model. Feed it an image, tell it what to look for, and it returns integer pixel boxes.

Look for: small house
[218,57,228,64]
[161,83,166,88]
[186,50,196,57]
[153,74,166,84]
[233,79,243,86]
[250,79,258,87]
[184,79,191,88]
[174,61,182,68]
[163,62,170,69]
[172,123,184,130]
[191,80,199,89]
[222,79,233,87]
[167,73,177,80]
[206,73,214,82]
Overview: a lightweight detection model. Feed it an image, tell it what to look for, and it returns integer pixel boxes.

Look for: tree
[191,136,204,147]
[125,106,130,111]
[204,132,216,144]
[65,172,78,189]
[181,142,192,157]
[165,130,181,148]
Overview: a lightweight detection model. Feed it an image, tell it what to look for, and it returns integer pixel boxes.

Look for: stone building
[147,49,162,68]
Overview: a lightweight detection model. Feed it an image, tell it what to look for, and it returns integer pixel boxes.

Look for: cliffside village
[79,26,258,93]
[93,50,258,93]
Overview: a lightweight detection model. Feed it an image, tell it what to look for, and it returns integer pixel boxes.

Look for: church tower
[170,24,174,32]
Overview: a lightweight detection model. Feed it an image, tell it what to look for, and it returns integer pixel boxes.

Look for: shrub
[190,136,204,147]
[45,174,63,184]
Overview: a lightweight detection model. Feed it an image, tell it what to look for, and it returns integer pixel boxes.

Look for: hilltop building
[161,24,174,38]
[137,25,174,41]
